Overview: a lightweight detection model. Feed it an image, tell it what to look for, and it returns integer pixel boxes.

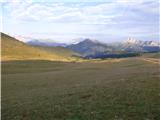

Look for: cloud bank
[1,0,159,43]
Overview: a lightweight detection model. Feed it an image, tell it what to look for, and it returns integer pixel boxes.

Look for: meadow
[1,57,160,120]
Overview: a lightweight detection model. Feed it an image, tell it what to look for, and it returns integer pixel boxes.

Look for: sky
[1,0,159,43]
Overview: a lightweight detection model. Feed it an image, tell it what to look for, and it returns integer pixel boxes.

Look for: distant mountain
[66,38,160,58]
[27,39,67,47]
[124,38,159,46]
[1,33,75,61]
[121,38,160,52]
[67,39,112,56]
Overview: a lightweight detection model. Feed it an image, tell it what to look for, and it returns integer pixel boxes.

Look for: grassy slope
[2,58,160,120]
[34,46,80,58]
[141,52,160,59]
[1,33,73,61]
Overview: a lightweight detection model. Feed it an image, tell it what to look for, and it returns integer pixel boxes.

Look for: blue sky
[1,0,159,43]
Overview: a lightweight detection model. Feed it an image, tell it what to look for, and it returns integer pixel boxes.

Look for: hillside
[141,52,160,59]
[1,33,73,61]
[34,46,81,58]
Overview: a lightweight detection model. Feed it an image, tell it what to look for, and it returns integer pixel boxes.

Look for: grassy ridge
[2,58,160,120]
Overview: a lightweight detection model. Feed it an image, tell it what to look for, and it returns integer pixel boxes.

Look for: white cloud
[3,2,120,23]
[83,3,116,14]
[4,0,157,24]
[2,0,159,42]
[3,1,159,24]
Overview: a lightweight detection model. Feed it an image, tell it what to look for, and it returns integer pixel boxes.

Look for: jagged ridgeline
[67,38,160,58]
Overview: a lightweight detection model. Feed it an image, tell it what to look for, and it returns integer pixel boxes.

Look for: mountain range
[25,37,160,54]
[66,38,160,58]
[120,38,160,52]
[1,32,160,60]
[27,39,67,47]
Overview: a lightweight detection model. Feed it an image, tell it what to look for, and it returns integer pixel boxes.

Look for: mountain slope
[1,33,71,61]
[34,46,80,58]
[67,39,112,56]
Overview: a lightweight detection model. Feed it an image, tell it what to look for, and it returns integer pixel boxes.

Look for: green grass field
[1,58,160,120]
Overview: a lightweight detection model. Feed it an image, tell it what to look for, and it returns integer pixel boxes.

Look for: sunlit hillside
[34,46,80,58]
[1,33,76,61]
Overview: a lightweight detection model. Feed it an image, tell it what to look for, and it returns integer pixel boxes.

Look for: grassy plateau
[1,57,160,120]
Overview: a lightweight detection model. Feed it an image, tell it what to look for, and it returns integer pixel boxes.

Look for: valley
[2,1,159,120]
[2,57,160,120]
[1,33,160,120]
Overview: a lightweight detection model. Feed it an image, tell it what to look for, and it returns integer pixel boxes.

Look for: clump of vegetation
[85,52,140,59]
